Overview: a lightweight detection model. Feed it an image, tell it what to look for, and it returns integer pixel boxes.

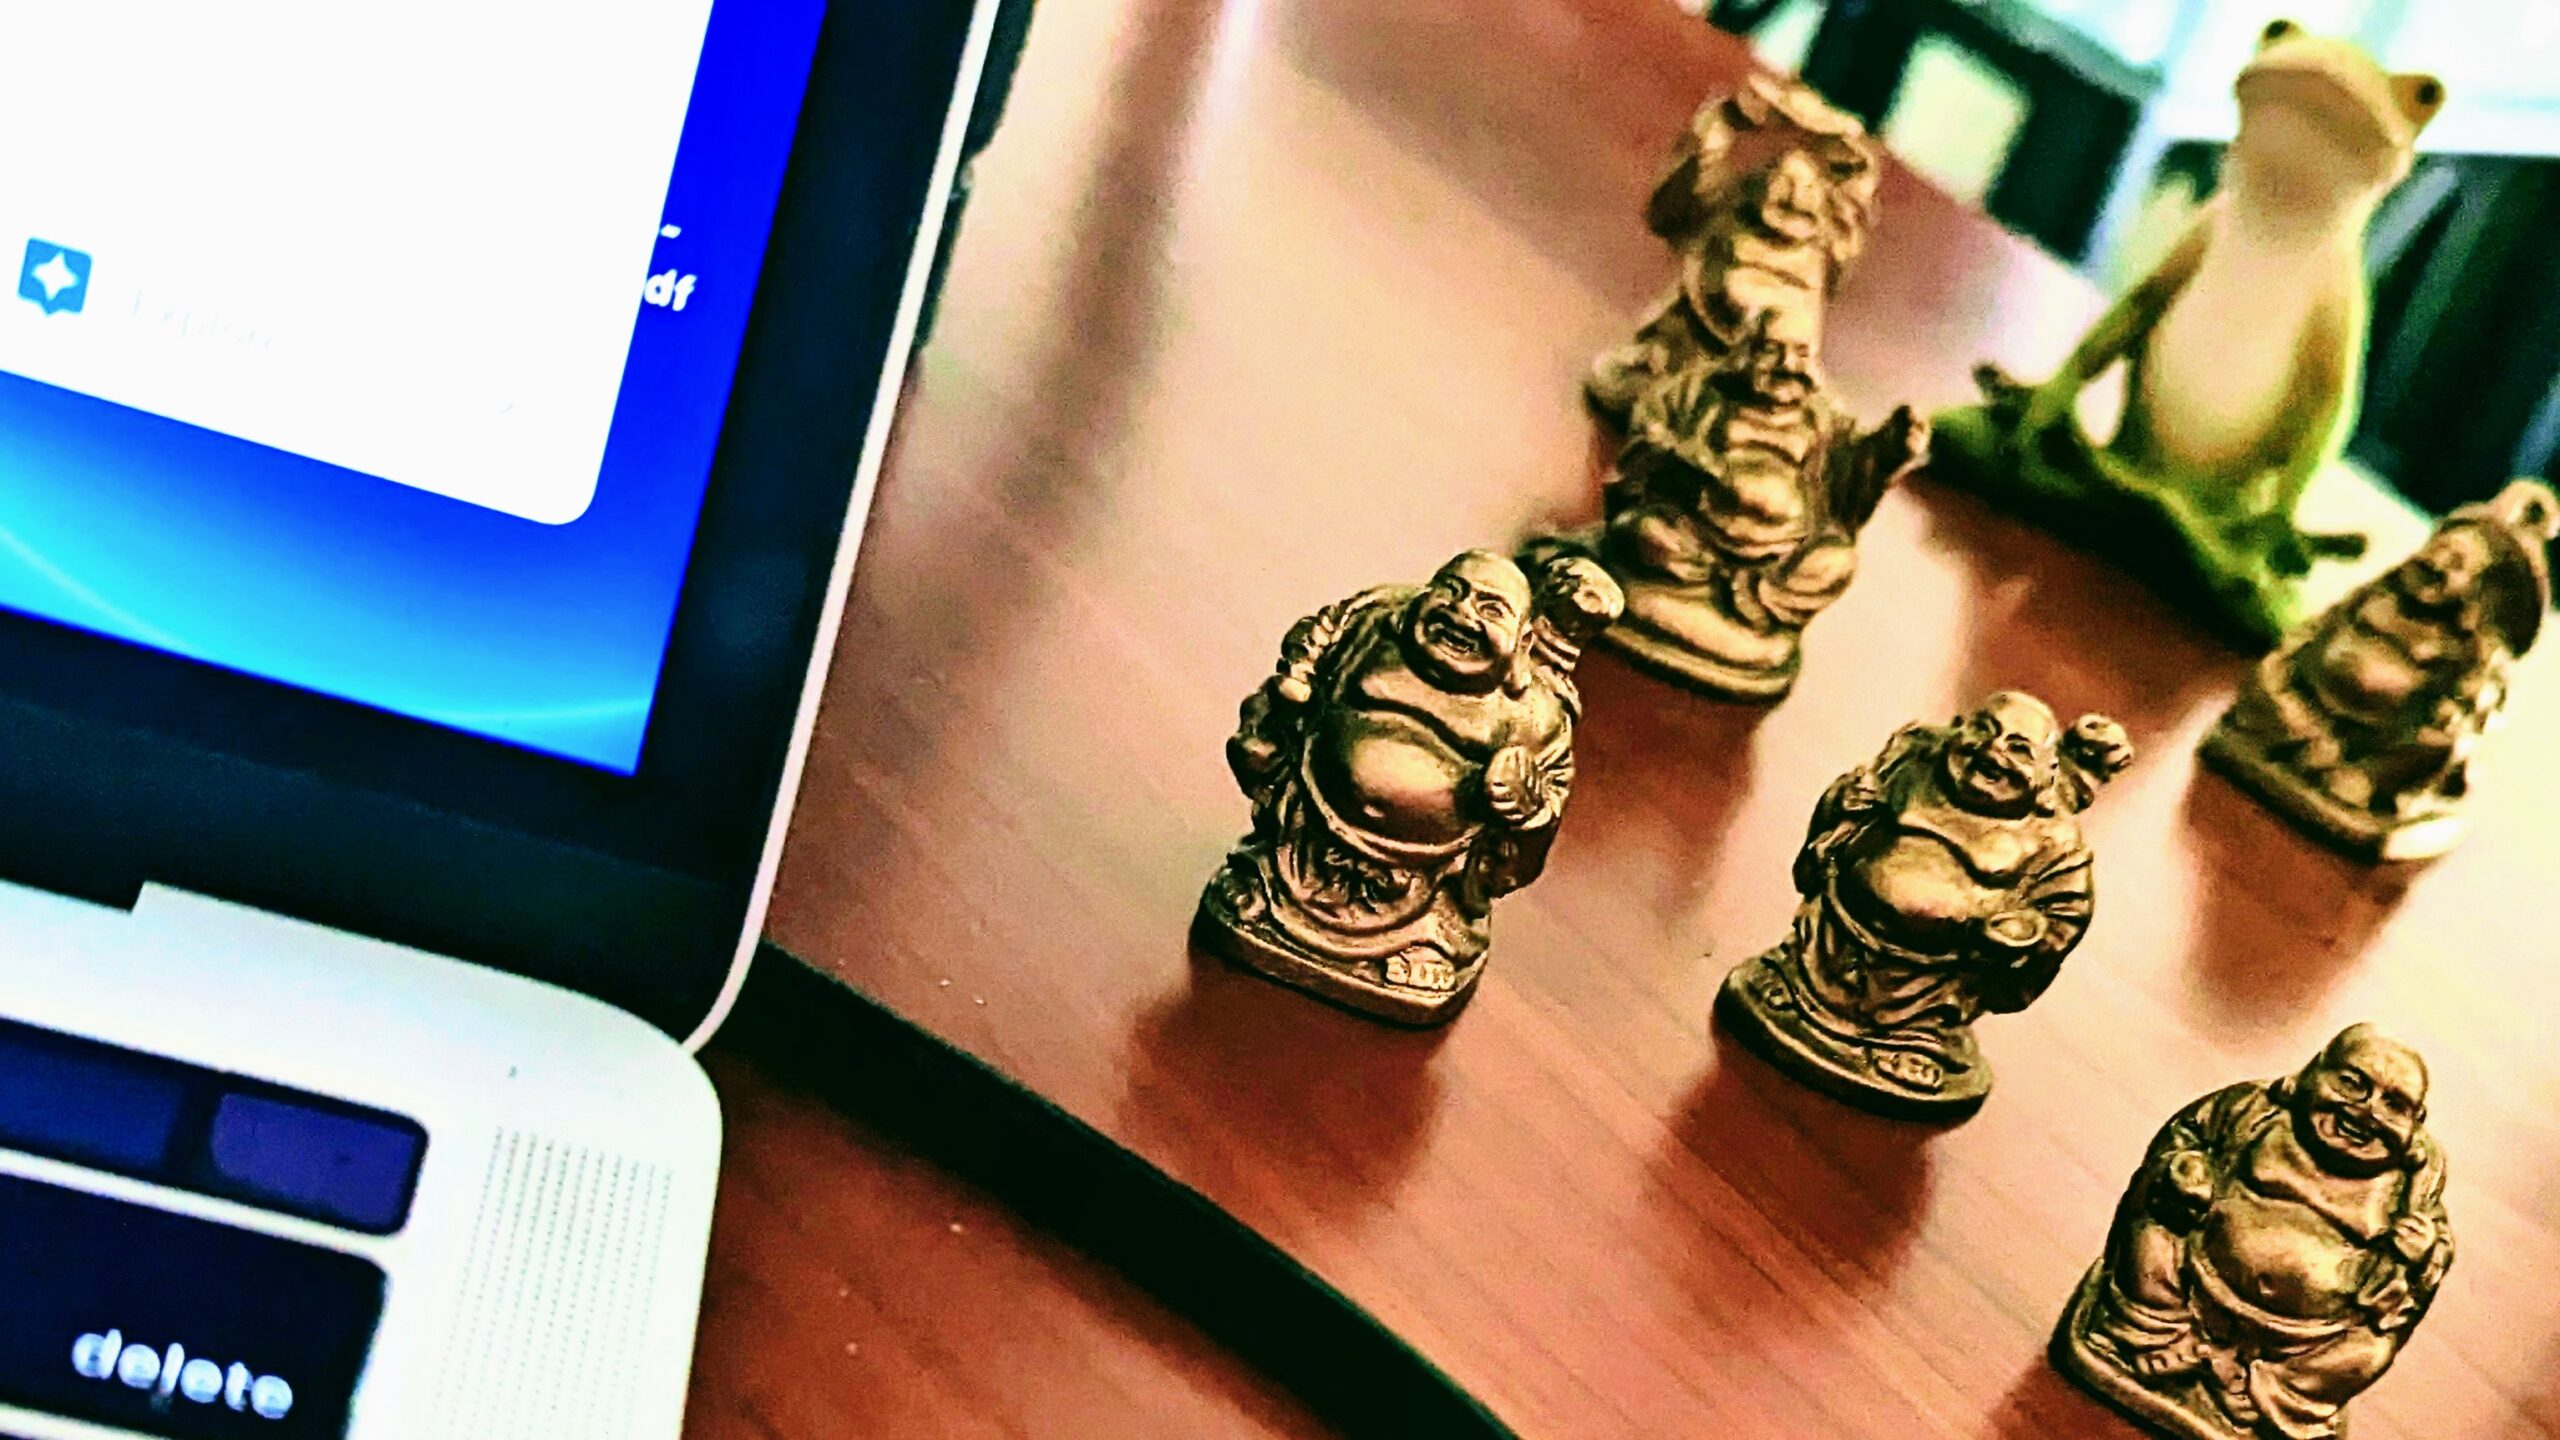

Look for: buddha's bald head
[2293,1023,2430,1176]
[1407,550,1532,691]
[1944,690,2062,818]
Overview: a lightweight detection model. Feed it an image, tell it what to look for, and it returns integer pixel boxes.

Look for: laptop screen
[0,0,828,774]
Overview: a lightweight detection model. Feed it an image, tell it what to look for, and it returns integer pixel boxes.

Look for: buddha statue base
[1607,580,1802,701]
[1191,876,1481,1027]
[2200,718,2465,863]
[1714,952,1991,1121]
[1522,529,1802,702]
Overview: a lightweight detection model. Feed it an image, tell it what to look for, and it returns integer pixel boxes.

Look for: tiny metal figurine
[1196,550,1622,1025]
[1585,75,1881,424]
[1717,692,2131,1118]
[2056,1024,2453,1440]
[1529,317,1928,700]
[1930,21,2445,647]
[2203,479,2558,861]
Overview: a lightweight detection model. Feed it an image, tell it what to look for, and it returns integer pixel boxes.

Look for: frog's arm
[2023,215,2213,430]
[2253,289,2361,523]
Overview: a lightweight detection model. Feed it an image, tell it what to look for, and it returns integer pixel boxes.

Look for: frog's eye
[2260,18,2299,46]
[2394,73,2446,125]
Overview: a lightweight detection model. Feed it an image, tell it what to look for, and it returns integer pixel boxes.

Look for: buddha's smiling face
[2295,1025,2428,1176]
[1943,692,2060,818]
[1744,333,1816,407]
[2397,525,2491,617]
[1408,552,1530,690]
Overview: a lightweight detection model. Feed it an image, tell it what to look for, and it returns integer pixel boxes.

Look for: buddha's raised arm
[1227,586,1397,794]
[1792,724,1929,894]
[2360,1136,2454,1334]
[2131,1082,2263,1228]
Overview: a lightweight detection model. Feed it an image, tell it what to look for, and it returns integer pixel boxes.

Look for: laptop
[0,1,999,1435]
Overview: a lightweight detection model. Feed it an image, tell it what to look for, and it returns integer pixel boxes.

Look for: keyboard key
[0,1173,382,1438]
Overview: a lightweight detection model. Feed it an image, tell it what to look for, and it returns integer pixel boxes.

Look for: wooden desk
[684,1045,1331,1439]
[757,0,2560,1434]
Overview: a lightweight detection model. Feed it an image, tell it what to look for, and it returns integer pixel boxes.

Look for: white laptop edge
[683,0,1007,1054]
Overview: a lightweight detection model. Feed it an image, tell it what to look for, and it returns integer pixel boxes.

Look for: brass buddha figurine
[1530,315,1927,701]
[1545,78,1913,701]
[2203,478,2558,860]
[1197,551,1622,1024]
[1717,692,2131,1117]
[1586,75,1880,423]
[2057,1024,2453,1440]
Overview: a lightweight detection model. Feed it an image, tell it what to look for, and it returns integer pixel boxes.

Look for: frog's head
[2233,20,2441,199]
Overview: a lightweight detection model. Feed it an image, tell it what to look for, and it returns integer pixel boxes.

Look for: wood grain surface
[756,0,2560,1435]
[684,1045,1333,1439]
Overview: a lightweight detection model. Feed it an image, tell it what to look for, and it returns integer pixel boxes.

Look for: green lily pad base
[1927,389,2367,653]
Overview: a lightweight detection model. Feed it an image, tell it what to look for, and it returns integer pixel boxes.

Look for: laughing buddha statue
[1718,691,2132,1117]
[2057,1024,2453,1440]
[2203,479,2558,861]
[1196,550,1621,1024]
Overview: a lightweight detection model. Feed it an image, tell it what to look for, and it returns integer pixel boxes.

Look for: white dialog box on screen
[0,0,715,524]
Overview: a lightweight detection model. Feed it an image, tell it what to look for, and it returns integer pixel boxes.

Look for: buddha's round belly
[2306,630,2431,724]
[1704,454,1812,559]
[1310,709,1476,846]
[1834,831,1996,951]
[2198,1189,2366,1321]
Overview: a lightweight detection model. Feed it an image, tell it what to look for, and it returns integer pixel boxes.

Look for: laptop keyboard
[0,1018,424,1234]
[0,1020,418,1438]
[0,1173,384,1437]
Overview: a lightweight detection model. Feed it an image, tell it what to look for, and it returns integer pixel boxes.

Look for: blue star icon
[18,239,92,316]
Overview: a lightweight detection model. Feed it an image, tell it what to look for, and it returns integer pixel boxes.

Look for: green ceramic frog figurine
[1931,21,2444,648]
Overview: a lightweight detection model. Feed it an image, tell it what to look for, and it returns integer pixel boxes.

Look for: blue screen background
[0,0,826,773]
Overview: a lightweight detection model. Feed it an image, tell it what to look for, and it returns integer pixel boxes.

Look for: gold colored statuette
[2203,479,2558,861]
[1717,692,2131,1117]
[1586,76,1881,422]
[1540,76,1915,701]
[1196,551,1622,1025]
[2057,1024,2453,1440]
[1533,318,1926,700]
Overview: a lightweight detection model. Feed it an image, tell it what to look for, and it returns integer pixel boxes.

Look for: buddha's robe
[2090,1082,2451,1439]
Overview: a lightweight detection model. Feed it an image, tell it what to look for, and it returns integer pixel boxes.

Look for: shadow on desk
[723,946,1513,1439]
